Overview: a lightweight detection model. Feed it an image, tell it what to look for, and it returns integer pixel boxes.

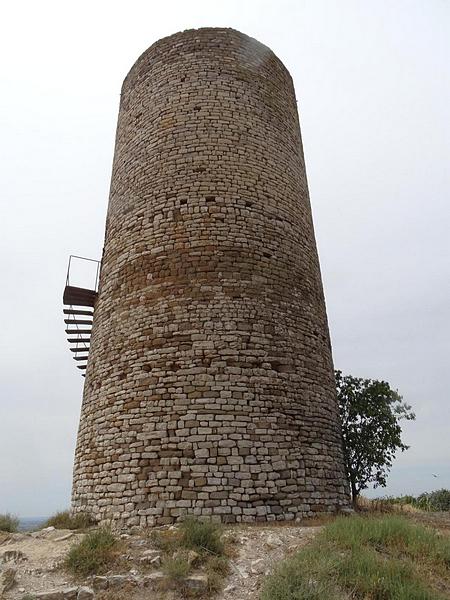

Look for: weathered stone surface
[34,591,64,600]
[77,587,94,600]
[142,572,165,588]
[53,533,74,542]
[72,26,349,528]
[1,550,26,563]
[90,576,108,591]
[0,568,16,596]
[107,575,137,589]
[61,587,78,600]
[185,574,208,592]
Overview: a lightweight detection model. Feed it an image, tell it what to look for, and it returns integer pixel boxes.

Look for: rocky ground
[0,522,321,600]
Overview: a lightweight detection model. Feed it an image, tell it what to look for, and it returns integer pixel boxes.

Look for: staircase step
[65,329,92,335]
[63,285,97,307]
[64,319,92,325]
[77,365,87,370]
[63,309,94,316]
[70,347,90,353]
[73,356,88,362]
[68,338,90,343]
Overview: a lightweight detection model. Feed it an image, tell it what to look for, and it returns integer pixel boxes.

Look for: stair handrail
[65,254,101,291]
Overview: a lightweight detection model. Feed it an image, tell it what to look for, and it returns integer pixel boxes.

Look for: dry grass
[150,518,229,595]
[44,510,95,530]
[64,527,120,577]
[0,513,19,533]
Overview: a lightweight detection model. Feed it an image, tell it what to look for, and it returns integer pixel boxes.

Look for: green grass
[179,517,224,556]
[64,527,118,577]
[260,514,450,600]
[0,513,19,533]
[44,510,94,530]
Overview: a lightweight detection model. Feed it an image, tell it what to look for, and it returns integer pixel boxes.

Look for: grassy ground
[153,517,230,594]
[260,514,450,600]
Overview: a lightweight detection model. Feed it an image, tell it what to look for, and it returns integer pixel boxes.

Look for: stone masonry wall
[72,28,349,527]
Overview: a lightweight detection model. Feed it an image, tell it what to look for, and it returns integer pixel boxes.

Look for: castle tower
[71,28,349,527]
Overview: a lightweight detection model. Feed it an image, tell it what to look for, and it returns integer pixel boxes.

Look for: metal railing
[65,255,101,291]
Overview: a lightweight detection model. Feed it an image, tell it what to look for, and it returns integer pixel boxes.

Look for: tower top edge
[122,27,292,91]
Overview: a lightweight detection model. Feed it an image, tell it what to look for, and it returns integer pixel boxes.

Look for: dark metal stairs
[63,256,100,377]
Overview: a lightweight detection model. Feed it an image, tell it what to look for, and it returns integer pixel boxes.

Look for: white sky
[1,0,449,516]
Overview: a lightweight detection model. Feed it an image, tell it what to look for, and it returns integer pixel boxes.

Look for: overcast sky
[1,0,449,517]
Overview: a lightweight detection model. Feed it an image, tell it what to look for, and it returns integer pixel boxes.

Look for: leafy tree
[335,370,415,505]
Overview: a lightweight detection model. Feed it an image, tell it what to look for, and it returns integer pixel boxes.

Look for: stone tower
[72,28,349,527]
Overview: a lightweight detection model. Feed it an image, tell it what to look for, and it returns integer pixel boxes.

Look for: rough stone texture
[72,27,349,528]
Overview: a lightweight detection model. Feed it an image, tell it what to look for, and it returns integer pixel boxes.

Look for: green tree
[335,370,415,505]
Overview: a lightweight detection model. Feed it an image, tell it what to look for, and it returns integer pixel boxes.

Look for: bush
[417,489,450,512]
[384,489,450,512]
[44,510,94,530]
[180,517,224,556]
[162,554,191,583]
[64,528,118,576]
[261,515,450,600]
[0,513,19,533]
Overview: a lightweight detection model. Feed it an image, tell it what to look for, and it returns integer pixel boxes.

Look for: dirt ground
[0,528,84,597]
[1,510,448,600]
[0,522,320,600]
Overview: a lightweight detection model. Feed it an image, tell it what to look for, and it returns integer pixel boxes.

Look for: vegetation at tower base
[260,514,450,600]
[64,528,119,576]
[336,370,416,505]
[44,510,95,530]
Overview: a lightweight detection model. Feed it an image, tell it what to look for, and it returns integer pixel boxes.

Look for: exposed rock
[186,550,200,566]
[140,548,161,565]
[250,558,265,574]
[53,533,73,543]
[142,571,165,588]
[141,549,159,559]
[107,575,137,588]
[89,576,108,591]
[1,550,26,564]
[61,587,78,600]
[76,587,94,600]
[265,534,282,549]
[184,574,208,592]
[0,568,16,595]
[340,507,355,516]
[34,591,64,600]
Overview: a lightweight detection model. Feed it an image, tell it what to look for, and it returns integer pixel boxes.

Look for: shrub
[0,513,19,533]
[383,489,450,512]
[417,489,450,512]
[180,517,224,556]
[44,510,94,530]
[205,555,230,594]
[64,528,118,576]
[149,528,180,555]
[162,554,191,582]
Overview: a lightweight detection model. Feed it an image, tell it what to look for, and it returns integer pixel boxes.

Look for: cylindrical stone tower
[72,28,349,527]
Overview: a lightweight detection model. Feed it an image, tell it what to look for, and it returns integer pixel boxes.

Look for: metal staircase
[63,256,100,376]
